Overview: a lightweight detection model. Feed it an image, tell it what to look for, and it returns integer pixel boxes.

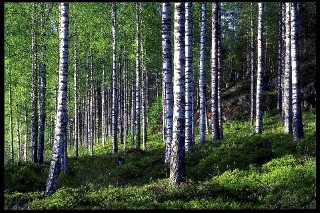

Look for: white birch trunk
[250,2,255,126]
[199,3,207,144]
[24,102,28,162]
[290,2,304,140]
[162,3,173,164]
[112,3,118,153]
[255,3,265,134]
[45,2,69,196]
[31,3,38,163]
[184,2,193,152]
[170,2,186,188]
[135,2,141,150]
[283,3,292,134]
[73,24,79,157]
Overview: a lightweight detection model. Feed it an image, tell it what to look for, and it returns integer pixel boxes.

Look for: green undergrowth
[4,111,316,210]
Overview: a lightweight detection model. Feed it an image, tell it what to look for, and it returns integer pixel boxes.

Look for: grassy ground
[4,110,316,210]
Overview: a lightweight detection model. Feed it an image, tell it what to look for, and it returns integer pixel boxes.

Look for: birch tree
[290,2,304,140]
[283,3,292,134]
[199,2,207,144]
[38,3,47,164]
[170,2,186,188]
[135,2,141,150]
[141,42,147,151]
[277,3,283,115]
[73,23,79,157]
[9,68,14,164]
[112,2,118,154]
[31,3,38,163]
[101,61,106,147]
[217,2,223,139]
[24,102,28,162]
[16,103,21,162]
[45,2,69,196]
[255,2,265,134]
[250,2,255,126]
[162,2,173,164]
[184,2,193,152]
[211,2,220,140]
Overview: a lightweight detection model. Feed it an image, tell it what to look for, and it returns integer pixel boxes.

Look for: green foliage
[5,111,316,210]
[4,162,49,193]
[148,96,162,130]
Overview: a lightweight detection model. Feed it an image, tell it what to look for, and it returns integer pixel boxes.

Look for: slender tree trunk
[45,2,69,196]
[73,23,79,158]
[24,102,28,162]
[217,2,223,139]
[184,2,193,152]
[135,2,141,150]
[250,2,255,126]
[162,3,173,164]
[16,103,21,162]
[123,48,128,149]
[281,3,286,122]
[119,55,124,146]
[141,43,147,151]
[101,62,106,147]
[199,2,206,144]
[255,3,265,134]
[291,2,303,140]
[170,2,185,188]
[38,3,47,164]
[90,54,94,156]
[283,3,292,134]
[131,64,136,145]
[8,68,14,164]
[277,3,283,114]
[106,89,110,140]
[112,3,118,154]
[211,2,220,140]
[31,3,38,163]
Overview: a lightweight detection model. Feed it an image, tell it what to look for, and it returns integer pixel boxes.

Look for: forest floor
[4,109,316,209]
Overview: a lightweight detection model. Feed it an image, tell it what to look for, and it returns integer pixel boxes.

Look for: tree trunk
[283,3,292,134]
[290,2,304,140]
[255,3,265,134]
[281,3,286,122]
[135,2,141,150]
[90,54,94,156]
[277,3,283,114]
[16,103,21,162]
[112,3,118,154]
[217,2,223,139]
[24,102,28,162]
[123,48,128,149]
[45,2,69,196]
[141,42,147,151]
[131,63,136,145]
[162,3,173,164]
[170,2,186,188]
[38,3,47,164]
[184,2,193,152]
[101,62,106,147]
[199,2,206,144]
[250,2,255,126]
[8,68,14,164]
[31,3,38,163]
[73,23,79,158]
[211,2,220,140]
